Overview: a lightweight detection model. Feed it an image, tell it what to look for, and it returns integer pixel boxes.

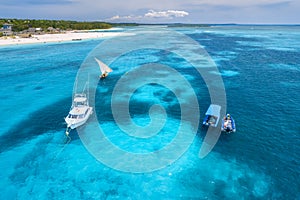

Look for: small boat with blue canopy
[202,104,221,127]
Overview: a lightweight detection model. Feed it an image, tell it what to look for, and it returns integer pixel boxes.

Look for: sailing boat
[95,57,113,79]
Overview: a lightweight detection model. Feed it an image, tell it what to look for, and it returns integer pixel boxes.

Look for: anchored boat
[65,92,93,135]
[221,114,236,133]
[202,104,221,127]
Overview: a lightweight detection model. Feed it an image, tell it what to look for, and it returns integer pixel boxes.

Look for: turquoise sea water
[0,26,299,199]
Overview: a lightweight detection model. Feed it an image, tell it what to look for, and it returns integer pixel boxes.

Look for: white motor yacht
[65,93,93,131]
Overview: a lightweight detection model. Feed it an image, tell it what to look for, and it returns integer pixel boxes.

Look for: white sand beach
[0,30,128,46]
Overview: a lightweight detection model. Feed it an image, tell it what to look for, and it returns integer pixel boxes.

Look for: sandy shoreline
[0,30,127,46]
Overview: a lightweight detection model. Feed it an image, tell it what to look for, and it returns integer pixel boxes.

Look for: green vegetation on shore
[0,19,113,32]
[0,18,212,35]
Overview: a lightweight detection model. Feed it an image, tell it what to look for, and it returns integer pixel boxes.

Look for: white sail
[95,57,113,75]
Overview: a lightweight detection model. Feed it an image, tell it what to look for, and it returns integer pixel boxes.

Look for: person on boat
[226,114,231,120]
[100,72,108,79]
[210,115,217,125]
[223,119,228,128]
[223,114,230,129]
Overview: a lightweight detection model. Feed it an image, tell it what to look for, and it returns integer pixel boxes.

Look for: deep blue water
[0,26,299,199]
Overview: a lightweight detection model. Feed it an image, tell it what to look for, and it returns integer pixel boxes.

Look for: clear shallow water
[0,26,299,199]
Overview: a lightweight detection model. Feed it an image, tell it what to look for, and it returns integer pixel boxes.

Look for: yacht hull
[65,107,93,129]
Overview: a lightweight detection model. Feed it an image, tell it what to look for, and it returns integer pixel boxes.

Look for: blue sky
[1,0,299,24]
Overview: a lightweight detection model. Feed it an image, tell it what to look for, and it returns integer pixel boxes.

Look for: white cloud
[109,15,120,20]
[106,14,142,21]
[144,10,189,18]
[105,9,189,22]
